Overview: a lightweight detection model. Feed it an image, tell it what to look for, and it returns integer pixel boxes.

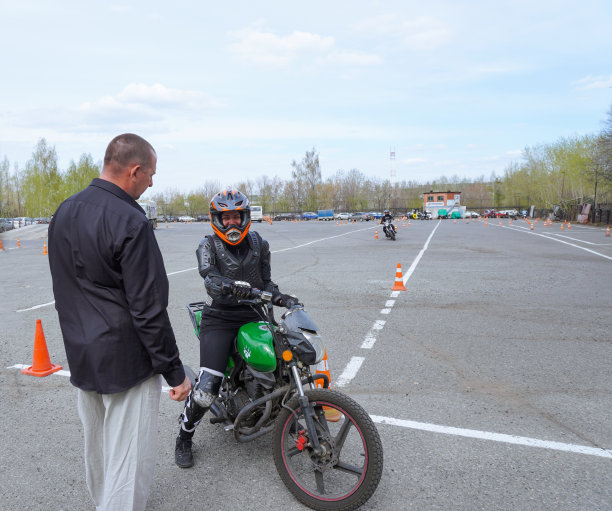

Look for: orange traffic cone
[166,223,168,229]
[375,230,378,239]
[391,263,407,291]
[21,320,62,377]
[42,242,48,255]
[0,239,4,251]
[16,238,21,248]
[530,223,534,230]
[560,224,564,231]
[314,349,342,421]
[606,226,610,237]
[567,222,571,230]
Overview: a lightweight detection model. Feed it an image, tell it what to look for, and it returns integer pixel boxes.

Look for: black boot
[175,434,194,468]
[175,370,222,468]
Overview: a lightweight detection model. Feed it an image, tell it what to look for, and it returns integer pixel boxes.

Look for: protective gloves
[273,292,298,308]
[231,280,252,298]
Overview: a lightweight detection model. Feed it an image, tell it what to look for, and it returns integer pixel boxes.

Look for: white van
[251,205,263,222]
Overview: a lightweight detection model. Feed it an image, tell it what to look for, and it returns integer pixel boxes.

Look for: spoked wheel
[390,229,396,240]
[273,389,383,511]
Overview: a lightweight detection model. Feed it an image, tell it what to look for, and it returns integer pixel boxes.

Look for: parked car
[0,218,14,233]
[12,217,33,228]
[273,213,297,221]
[197,214,210,222]
[464,211,480,218]
[166,215,178,222]
[483,209,498,218]
[178,215,195,222]
[349,212,372,221]
[335,212,350,220]
[301,212,318,220]
[369,212,384,219]
[498,209,519,219]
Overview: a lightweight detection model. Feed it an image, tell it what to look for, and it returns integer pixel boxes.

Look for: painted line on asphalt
[361,320,386,349]
[501,225,612,261]
[402,220,441,284]
[271,226,374,253]
[16,226,375,312]
[7,365,610,460]
[16,301,56,313]
[338,222,441,385]
[370,415,612,459]
[335,357,365,387]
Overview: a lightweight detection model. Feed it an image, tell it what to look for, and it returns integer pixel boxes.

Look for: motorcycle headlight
[301,330,325,365]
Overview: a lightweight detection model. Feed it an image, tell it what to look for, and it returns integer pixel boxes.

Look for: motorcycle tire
[273,389,383,511]
[390,229,396,241]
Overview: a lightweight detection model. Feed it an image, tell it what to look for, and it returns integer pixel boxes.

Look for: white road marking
[403,221,441,285]
[502,225,612,261]
[342,222,441,385]
[335,357,365,387]
[370,415,612,459]
[167,267,197,276]
[16,226,375,312]
[8,364,71,377]
[16,301,56,313]
[271,226,373,253]
[7,364,609,460]
[361,320,386,349]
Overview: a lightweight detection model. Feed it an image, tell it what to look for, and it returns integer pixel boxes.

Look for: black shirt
[48,178,185,394]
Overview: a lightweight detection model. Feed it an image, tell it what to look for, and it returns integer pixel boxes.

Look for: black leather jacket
[196,231,279,309]
[381,214,394,224]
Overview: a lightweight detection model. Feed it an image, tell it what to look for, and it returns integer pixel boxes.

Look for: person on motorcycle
[380,209,395,236]
[175,187,297,468]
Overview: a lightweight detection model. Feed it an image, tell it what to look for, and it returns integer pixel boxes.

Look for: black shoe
[175,435,194,468]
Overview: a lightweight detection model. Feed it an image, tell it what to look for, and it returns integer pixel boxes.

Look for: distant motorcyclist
[380,209,395,237]
[174,187,297,468]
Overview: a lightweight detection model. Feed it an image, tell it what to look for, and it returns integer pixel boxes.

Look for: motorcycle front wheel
[390,229,396,240]
[273,389,383,511]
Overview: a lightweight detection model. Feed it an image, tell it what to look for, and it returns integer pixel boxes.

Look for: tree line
[2,106,611,219]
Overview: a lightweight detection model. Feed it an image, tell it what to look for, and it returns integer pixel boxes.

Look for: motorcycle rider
[380,209,395,237]
[175,187,297,468]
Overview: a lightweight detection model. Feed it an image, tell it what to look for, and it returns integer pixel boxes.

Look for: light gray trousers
[77,375,161,511]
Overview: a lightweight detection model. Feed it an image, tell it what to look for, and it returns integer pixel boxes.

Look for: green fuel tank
[236,322,277,372]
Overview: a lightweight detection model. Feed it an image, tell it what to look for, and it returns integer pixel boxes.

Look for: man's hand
[231,280,252,298]
[169,375,191,401]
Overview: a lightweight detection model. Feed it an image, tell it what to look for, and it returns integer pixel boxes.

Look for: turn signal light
[282,350,293,362]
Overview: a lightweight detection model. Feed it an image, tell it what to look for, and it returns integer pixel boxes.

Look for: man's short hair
[104,134,156,170]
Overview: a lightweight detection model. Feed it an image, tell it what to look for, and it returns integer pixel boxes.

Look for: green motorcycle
[186,289,383,511]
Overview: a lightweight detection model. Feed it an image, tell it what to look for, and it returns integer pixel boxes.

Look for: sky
[1,0,611,195]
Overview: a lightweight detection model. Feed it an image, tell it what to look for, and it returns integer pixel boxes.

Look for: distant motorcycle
[417,211,431,220]
[382,219,396,240]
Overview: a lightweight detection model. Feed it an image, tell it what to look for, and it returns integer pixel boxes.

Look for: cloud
[228,28,334,66]
[402,157,426,164]
[573,75,612,90]
[317,50,382,67]
[80,83,222,114]
[353,14,451,50]
[8,84,222,133]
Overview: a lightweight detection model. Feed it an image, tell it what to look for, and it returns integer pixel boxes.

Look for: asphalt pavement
[1,218,611,510]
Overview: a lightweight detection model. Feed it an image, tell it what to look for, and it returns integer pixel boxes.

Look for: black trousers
[199,309,260,374]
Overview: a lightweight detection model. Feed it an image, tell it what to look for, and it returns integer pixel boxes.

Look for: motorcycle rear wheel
[273,389,383,511]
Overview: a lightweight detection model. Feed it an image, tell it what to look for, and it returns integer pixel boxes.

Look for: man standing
[48,133,191,511]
